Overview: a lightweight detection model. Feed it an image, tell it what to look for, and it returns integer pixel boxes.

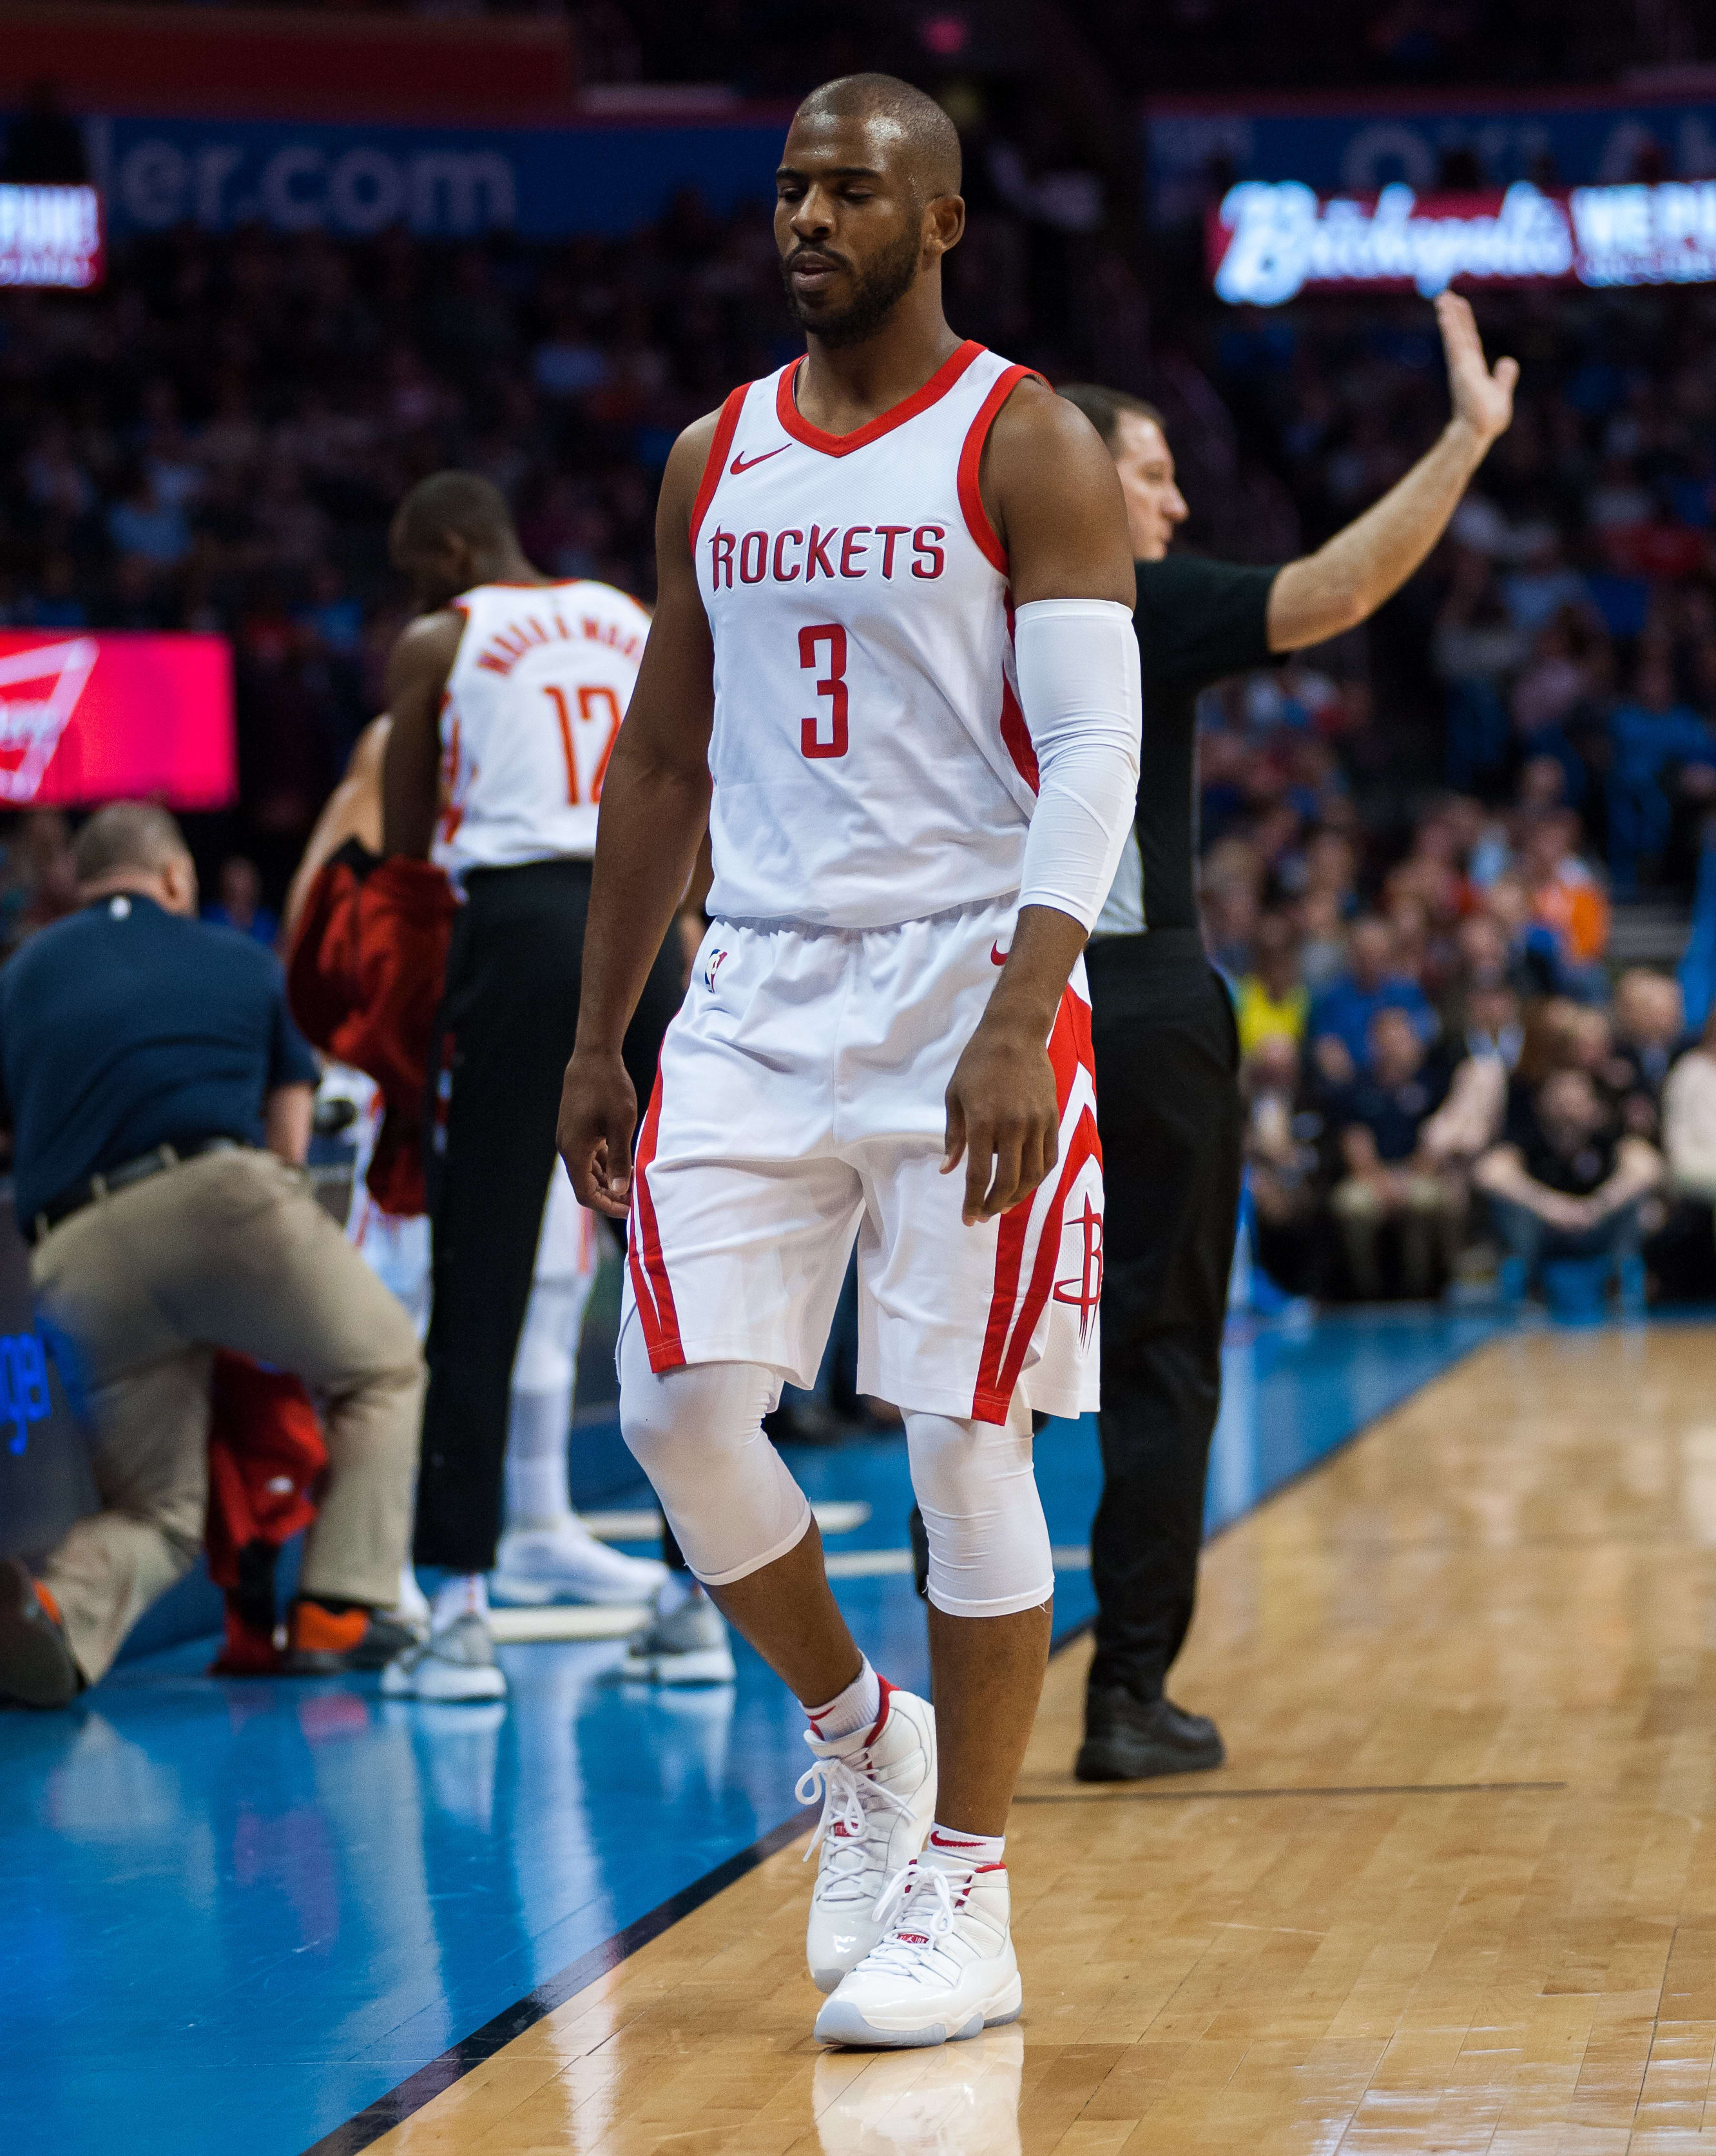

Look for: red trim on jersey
[998,670,1039,794]
[689,384,750,552]
[972,988,1101,1424]
[956,362,1040,574]
[628,1069,684,1370]
[775,339,985,458]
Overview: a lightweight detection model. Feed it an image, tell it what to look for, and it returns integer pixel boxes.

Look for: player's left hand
[1436,290,1518,448]
[942,1014,1060,1225]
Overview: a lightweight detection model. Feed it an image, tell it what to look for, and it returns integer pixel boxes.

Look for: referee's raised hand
[1436,289,1518,452]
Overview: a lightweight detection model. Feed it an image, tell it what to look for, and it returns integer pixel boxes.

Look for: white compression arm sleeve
[1013,597,1142,933]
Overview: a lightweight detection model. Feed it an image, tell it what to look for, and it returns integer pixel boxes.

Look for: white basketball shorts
[621,897,1103,1425]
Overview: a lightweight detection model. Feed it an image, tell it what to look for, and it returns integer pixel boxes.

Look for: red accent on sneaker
[863,1673,896,1749]
[930,1832,985,1849]
[33,1580,63,1627]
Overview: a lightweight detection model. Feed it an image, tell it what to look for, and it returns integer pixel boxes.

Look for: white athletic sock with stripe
[925,1823,1005,1868]
[432,1573,488,1633]
[805,1656,882,1741]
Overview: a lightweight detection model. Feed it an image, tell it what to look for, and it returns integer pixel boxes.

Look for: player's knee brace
[617,1314,812,1587]
[905,1396,1054,1618]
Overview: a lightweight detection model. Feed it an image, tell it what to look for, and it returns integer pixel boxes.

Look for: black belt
[28,1136,248,1246]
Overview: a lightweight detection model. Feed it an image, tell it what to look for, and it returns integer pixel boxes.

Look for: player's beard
[781,226,923,349]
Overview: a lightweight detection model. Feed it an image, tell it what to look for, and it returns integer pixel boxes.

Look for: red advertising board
[0,632,235,810]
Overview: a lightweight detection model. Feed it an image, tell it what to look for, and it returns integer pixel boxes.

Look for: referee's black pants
[413,858,682,1575]
[1085,930,1242,1705]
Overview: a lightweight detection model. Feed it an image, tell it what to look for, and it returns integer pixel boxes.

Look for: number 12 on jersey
[544,683,623,803]
[799,624,848,760]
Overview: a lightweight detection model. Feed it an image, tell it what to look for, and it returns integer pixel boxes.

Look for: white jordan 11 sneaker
[491,1517,669,1607]
[796,1680,937,1993]
[813,1852,1021,2049]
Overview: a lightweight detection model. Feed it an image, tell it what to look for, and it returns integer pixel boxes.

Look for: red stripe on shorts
[628,1069,685,1370]
[971,987,1101,1423]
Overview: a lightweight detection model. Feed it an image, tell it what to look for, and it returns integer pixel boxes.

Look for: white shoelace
[861,1861,962,1978]
[795,1749,914,1901]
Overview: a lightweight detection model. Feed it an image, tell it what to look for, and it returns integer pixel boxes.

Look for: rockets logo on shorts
[1052,1195,1104,1350]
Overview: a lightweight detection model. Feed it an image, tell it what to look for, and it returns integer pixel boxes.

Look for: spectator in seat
[1608,658,1716,897]
[1655,1004,1716,1301]
[1307,915,1437,1088]
[202,855,278,947]
[0,803,424,1706]
[1474,1067,1661,1299]
[1611,968,1686,1131]
[1235,909,1307,1056]
[1242,1033,1327,1297]
[1327,1006,1457,1299]
[1521,809,1610,974]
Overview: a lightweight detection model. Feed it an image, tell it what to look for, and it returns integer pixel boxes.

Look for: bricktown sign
[1209,179,1716,304]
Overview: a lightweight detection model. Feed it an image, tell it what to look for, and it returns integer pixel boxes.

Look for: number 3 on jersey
[544,683,622,803]
[799,624,848,760]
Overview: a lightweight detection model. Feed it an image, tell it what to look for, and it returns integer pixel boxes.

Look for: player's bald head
[791,73,961,202]
[392,471,516,559]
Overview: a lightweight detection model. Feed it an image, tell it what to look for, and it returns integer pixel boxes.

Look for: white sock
[925,1823,1005,1869]
[503,1385,574,1530]
[657,1571,698,1617]
[805,1656,882,1741]
[432,1573,488,1631]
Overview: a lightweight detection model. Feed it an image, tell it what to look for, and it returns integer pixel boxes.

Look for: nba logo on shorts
[702,947,730,992]
[1052,1192,1104,1348]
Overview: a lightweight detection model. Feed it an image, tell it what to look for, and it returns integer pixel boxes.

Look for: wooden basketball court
[363,1323,1716,2154]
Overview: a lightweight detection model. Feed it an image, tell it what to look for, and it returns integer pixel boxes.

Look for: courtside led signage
[0,632,235,809]
[0,184,103,289]
[1210,180,1716,304]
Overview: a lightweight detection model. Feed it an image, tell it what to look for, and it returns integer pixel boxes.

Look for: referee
[1061,291,1516,1781]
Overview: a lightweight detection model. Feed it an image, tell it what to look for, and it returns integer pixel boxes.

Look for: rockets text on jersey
[433,578,651,878]
[690,339,1043,931]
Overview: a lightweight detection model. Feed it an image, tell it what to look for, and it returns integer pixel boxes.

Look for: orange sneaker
[0,1557,81,1707]
[284,1598,417,1675]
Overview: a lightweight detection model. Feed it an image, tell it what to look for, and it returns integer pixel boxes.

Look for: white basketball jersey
[692,340,1041,929]
[434,578,651,877]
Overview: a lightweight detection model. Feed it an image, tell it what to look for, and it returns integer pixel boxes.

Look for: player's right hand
[559,1049,638,1219]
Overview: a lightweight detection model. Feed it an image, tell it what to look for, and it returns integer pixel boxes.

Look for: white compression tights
[617,1317,1053,1617]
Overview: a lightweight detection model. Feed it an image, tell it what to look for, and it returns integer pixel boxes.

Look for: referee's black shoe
[1075,1687,1225,1782]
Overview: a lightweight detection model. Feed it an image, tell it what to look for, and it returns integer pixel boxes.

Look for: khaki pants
[1331,1172,1460,1301]
[30,1147,424,1683]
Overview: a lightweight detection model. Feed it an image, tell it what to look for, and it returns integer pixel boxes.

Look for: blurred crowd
[1222,779,1716,1307]
[0,138,1714,1312]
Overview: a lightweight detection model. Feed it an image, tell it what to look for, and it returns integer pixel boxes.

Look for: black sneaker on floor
[0,1556,81,1708]
[1075,1687,1226,1782]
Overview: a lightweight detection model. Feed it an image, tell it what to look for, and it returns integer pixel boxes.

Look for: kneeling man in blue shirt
[0,802,424,1704]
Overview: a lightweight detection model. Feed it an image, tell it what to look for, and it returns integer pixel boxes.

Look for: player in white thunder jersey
[561,75,1141,2048]
[381,477,685,1702]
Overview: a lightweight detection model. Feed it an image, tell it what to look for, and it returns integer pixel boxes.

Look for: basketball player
[1059,289,1516,1780]
[380,477,687,1699]
[559,75,1141,2047]
[283,716,671,1640]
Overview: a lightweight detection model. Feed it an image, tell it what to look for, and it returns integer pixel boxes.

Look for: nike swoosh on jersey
[990,942,1009,966]
[730,447,787,474]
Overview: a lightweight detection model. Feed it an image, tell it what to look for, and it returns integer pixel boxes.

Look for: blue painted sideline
[0,1306,1501,2156]
[293,1306,1502,2156]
